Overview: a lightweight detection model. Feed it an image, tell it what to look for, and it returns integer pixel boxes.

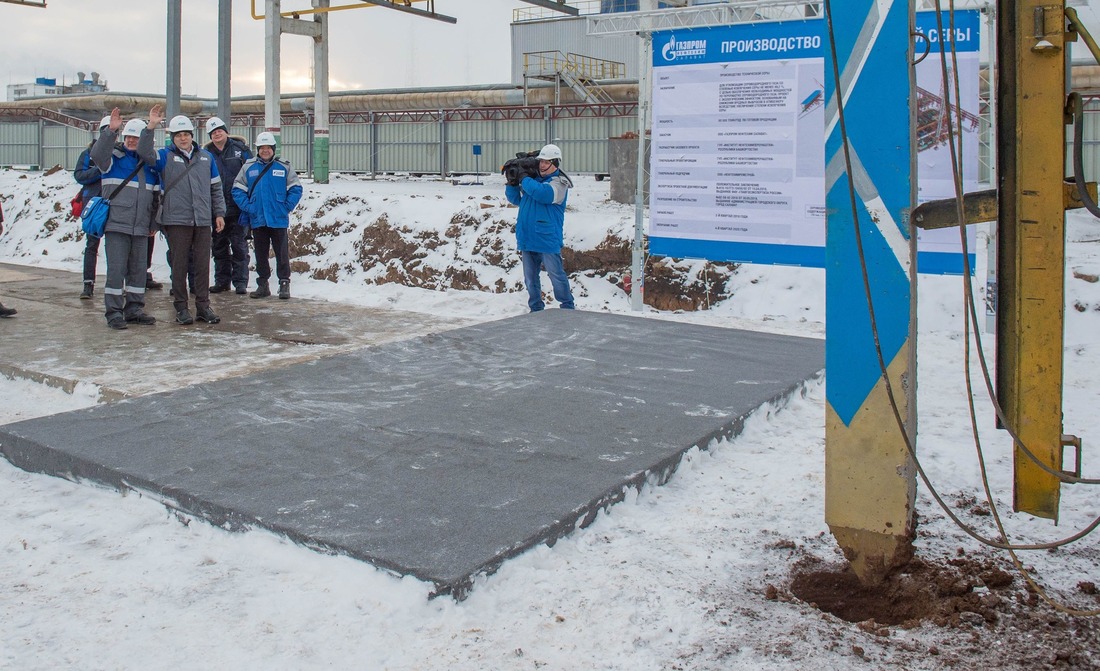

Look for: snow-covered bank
[1,168,1098,670]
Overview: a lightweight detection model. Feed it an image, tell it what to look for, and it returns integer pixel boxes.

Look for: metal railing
[513,0,602,22]
[11,96,1100,186]
[523,51,627,81]
[0,103,639,178]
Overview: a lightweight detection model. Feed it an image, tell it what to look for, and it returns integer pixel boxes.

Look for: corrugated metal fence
[7,98,1100,185]
[0,105,639,178]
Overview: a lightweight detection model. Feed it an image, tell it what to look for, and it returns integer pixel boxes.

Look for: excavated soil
[290,210,737,311]
[780,552,1100,669]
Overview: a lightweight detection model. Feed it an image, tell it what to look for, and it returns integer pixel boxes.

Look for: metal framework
[218,102,638,126]
[0,107,93,128]
[586,0,821,35]
[250,0,579,23]
[585,0,991,36]
[518,0,579,16]
[353,0,455,24]
[250,0,455,22]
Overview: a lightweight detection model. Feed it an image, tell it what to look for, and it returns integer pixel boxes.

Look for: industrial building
[0,1,1098,182]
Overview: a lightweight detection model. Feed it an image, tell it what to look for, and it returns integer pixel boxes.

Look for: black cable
[822,0,1100,555]
[1070,91,1100,218]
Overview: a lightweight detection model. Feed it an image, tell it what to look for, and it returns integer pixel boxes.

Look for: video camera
[501,151,541,187]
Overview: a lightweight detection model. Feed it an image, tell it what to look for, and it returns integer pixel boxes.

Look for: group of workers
[73,104,302,329]
[0,135,576,324]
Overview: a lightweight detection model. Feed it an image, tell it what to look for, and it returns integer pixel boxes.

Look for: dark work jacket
[73,146,103,205]
[204,136,252,219]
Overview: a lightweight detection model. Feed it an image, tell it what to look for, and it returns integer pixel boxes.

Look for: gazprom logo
[661,34,707,62]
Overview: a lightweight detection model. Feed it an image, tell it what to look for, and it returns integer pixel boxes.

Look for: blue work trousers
[520,250,574,312]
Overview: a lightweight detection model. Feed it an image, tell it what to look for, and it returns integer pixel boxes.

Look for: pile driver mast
[827,0,1089,583]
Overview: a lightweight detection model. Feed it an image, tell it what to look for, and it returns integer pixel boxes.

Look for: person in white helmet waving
[153,114,228,325]
[89,106,163,330]
[231,132,303,300]
[504,143,575,312]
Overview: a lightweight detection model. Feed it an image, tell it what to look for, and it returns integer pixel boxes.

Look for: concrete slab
[0,262,471,398]
[0,303,824,598]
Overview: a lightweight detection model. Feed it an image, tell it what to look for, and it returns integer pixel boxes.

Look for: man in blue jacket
[504,143,575,312]
[90,107,162,329]
[73,115,110,299]
[232,132,303,300]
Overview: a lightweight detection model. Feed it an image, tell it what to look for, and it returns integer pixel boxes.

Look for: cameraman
[504,144,575,312]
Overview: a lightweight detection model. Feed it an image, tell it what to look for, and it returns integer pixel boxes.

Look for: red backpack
[70,190,84,218]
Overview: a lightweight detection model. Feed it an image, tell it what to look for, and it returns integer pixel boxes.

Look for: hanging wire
[823,0,1099,616]
[933,0,1100,616]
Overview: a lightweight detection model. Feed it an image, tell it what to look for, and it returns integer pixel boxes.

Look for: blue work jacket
[231,156,304,230]
[504,170,570,254]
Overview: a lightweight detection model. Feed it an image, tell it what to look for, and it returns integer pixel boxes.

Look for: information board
[648,11,981,274]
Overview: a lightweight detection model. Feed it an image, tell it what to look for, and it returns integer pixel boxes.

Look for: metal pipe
[218,0,232,124]
[166,0,182,119]
[265,0,281,138]
[0,84,641,118]
[250,0,453,23]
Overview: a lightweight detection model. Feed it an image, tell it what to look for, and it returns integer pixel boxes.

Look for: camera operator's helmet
[121,118,146,138]
[537,144,562,162]
[98,115,112,131]
[256,132,277,148]
[205,116,228,135]
[167,115,195,135]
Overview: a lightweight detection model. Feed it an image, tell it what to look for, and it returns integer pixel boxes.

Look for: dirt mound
[780,553,1100,669]
[291,210,737,310]
[789,555,1011,627]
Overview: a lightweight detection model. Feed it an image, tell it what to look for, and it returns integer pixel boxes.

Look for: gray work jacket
[153,144,227,227]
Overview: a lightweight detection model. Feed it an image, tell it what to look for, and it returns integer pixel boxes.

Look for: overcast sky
[4,1,1100,102]
[0,0,531,100]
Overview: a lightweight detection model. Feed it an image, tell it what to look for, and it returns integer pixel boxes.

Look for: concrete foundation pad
[1,307,823,597]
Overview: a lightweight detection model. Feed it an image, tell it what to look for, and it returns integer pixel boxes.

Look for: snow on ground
[0,168,1098,669]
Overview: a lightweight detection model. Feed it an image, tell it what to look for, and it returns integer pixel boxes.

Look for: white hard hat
[256,131,277,148]
[537,143,562,161]
[205,117,227,135]
[98,115,112,131]
[121,118,146,138]
[167,115,195,134]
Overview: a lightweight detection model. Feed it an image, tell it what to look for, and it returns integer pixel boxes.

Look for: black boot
[250,283,271,299]
[0,302,16,318]
[196,306,221,324]
[278,280,290,300]
[80,282,94,300]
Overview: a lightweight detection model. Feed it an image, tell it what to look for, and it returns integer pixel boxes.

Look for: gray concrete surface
[0,263,824,598]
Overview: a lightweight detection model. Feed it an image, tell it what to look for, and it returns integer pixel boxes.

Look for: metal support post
[439,109,447,179]
[265,0,282,143]
[217,0,232,125]
[996,1,1068,519]
[313,0,330,183]
[166,0,182,120]
[824,0,917,585]
[631,2,655,312]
